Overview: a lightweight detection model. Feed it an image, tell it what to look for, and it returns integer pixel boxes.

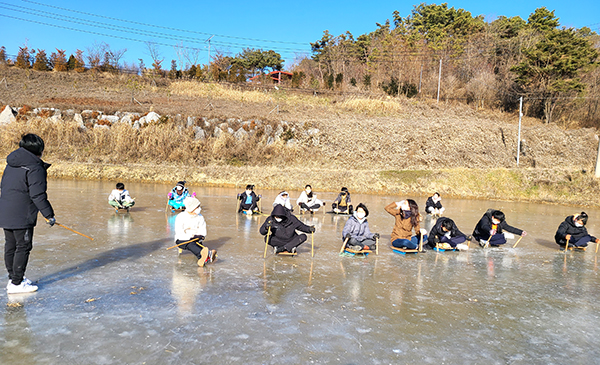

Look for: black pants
[175,236,205,259]
[4,228,34,285]
[299,203,321,210]
[239,202,258,212]
[268,234,307,252]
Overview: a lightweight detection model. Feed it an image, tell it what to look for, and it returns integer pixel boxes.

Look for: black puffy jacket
[0,147,54,229]
[555,215,596,246]
[472,209,522,240]
[259,204,311,243]
[427,217,466,247]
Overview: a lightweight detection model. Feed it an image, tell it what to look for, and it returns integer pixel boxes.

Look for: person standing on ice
[425,192,445,216]
[259,204,315,254]
[426,217,469,251]
[237,184,261,214]
[554,212,599,249]
[385,199,427,249]
[342,203,379,251]
[296,185,324,214]
[168,181,192,210]
[108,182,135,211]
[0,134,55,294]
[174,196,217,267]
[472,209,526,247]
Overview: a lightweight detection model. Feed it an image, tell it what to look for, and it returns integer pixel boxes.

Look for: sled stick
[311,232,314,257]
[596,240,599,254]
[263,226,272,258]
[419,233,424,252]
[46,218,93,240]
[339,236,350,254]
[484,234,493,249]
[512,236,523,248]
[166,238,199,250]
[565,237,570,254]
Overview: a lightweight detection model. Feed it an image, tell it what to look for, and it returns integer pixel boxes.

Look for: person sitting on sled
[108,182,135,210]
[259,204,315,254]
[385,199,427,249]
[425,192,445,216]
[555,212,599,249]
[332,187,352,214]
[427,217,469,251]
[168,181,193,210]
[273,191,293,212]
[342,203,379,251]
[238,184,261,213]
[174,197,216,267]
[472,209,526,247]
[296,185,324,214]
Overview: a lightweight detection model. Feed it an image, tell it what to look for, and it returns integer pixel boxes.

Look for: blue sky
[1,0,598,70]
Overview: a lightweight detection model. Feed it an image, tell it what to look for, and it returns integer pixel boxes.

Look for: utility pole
[436,58,442,103]
[205,35,214,79]
[517,96,523,166]
[418,64,423,94]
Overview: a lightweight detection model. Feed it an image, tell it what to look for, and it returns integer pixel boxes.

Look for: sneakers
[7,281,38,294]
[290,247,297,254]
[479,239,488,248]
[7,277,32,289]
[207,249,218,263]
[197,247,209,267]
[348,245,363,251]
[440,243,453,250]
[456,243,469,251]
[274,246,286,254]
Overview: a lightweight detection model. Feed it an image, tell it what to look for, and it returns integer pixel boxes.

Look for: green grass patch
[379,170,432,184]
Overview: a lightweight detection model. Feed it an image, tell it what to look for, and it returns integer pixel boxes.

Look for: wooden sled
[276,251,298,256]
[169,206,185,213]
[344,248,373,256]
[433,245,456,252]
[390,246,420,254]
[326,211,351,216]
[114,206,130,213]
[566,246,587,252]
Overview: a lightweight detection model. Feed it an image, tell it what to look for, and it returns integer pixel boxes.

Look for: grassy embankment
[1,69,599,206]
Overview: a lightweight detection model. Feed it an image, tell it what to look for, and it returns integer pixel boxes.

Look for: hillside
[1,67,599,206]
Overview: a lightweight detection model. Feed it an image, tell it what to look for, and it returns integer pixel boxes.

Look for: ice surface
[1,179,600,364]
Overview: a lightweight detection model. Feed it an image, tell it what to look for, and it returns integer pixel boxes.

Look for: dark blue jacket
[427,217,466,247]
[555,215,596,246]
[472,209,522,240]
[0,148,54,229]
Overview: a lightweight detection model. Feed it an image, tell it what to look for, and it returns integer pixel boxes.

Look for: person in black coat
[237,184,261,213]
[472,209,526,247]
[259,204,315,254]
[555,212,598,248]
[0,134,55,294]
[425,192,445,215]
[427,217,469,250]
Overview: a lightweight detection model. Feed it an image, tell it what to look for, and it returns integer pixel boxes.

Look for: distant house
[248,70,293,84]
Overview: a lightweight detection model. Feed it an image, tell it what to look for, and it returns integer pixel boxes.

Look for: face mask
[246,190,252,195]
[306,189,312,194]
[492,219,500,225]
[356,211,366,219]
[575,222,583,227]
[403,210,412,218]
[274,217,282,222]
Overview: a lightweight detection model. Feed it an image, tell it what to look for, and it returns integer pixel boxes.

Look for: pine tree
[15,45,31,69]
[33,49,50,71]
[74,49,85,72]
[67,54,77,70]
[50,49,68,71]
[0,46,6,64]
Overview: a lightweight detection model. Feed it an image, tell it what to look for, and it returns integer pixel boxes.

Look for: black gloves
[373,233,380,239]
[47,217,56,226]
[344,234,351,240]
[309,226,316,233]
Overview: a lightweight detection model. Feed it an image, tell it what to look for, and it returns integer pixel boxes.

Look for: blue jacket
[0,147,54,229]
[342,216,375,241]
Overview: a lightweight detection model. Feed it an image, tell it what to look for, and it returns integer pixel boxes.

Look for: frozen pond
[1,179,600,364]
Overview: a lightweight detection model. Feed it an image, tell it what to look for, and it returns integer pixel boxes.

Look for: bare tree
[109,48,127,71]
[146,41,164,75]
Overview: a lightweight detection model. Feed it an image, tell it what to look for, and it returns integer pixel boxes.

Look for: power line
[1,3,310,53]
[21,0,308,46]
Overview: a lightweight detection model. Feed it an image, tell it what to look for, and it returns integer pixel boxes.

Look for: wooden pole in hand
[596,239,599,254]
[311,232,314,257]
[263,226,271,258]
[376,236,379,255]
[419,232,424,252]
[512,236,523,248]
[46,219,93,240]
[339,236,349,254]
[484,234,493,249]
[565,237,570,254]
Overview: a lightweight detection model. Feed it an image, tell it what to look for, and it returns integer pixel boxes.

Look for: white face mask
[274,217,282,222]
[575,222,583,227]
[246,190,252,195]
[306,189,312,194]
[492,219,500,225]
[356,211,366,219]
